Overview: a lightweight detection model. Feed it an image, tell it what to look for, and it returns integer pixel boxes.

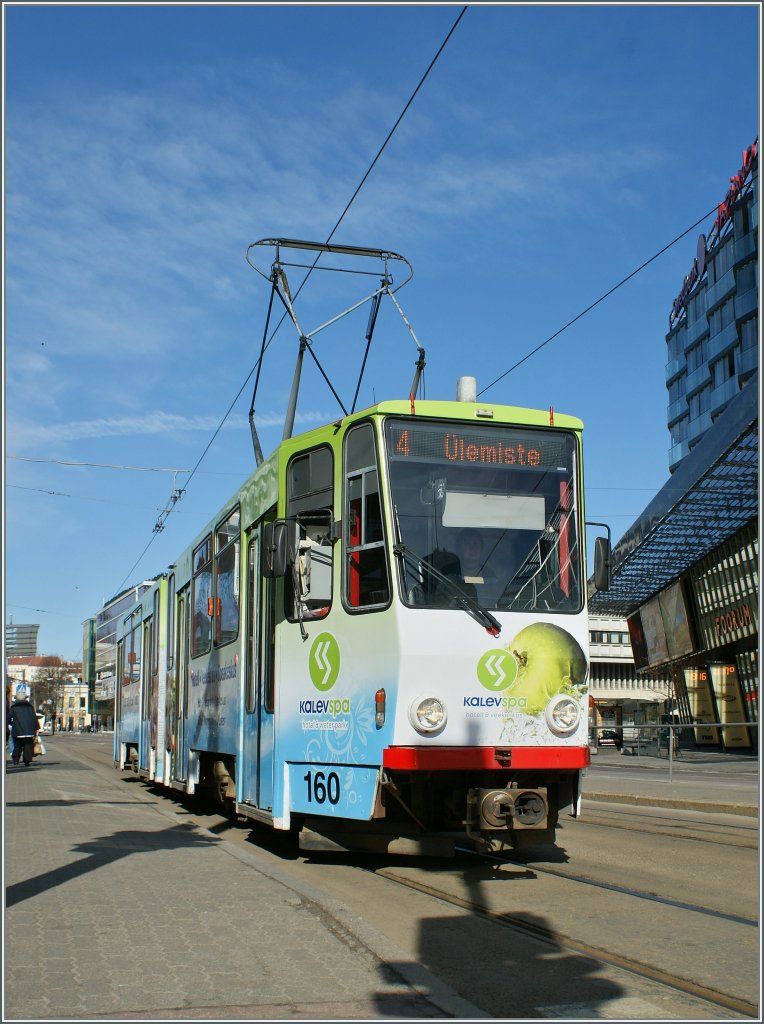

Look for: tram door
[174,587,189,782]
[139,616,153,772]
[240,524,276,811]
[114,638,124,764]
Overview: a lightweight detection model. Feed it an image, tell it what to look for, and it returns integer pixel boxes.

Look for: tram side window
[152,591,160,672]
[129,611,142,684]
[215,508,240,646]
[167,573,175,670]
[286,447,334,620]
[192,535,212,657]
[344,423,390,609]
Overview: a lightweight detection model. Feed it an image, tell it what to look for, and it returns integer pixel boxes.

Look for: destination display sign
[385,420,571,470]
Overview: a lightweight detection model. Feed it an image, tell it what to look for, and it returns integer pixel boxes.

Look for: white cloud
[8,408,328,449]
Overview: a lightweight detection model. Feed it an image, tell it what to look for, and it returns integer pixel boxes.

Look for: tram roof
[588,371,759,618]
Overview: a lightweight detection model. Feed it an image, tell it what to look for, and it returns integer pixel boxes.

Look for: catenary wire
[111,13,717,594]
[179,5,469,500]
[112,7,469,592]
[478,205,718,397]
[6,455,190,473]
[8,483,193,512]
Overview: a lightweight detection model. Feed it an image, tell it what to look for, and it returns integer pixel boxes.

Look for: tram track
[576,805,759,849]
[458,845,759,926]
[372,858,759,1019]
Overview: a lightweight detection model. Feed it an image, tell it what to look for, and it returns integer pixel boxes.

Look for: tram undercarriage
[297,768,579,856]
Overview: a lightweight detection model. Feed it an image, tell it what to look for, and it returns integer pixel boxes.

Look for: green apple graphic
[507,622,587,714]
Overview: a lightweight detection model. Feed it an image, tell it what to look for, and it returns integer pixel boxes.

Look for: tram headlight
[409,695,447,735]
[545,694,580,736]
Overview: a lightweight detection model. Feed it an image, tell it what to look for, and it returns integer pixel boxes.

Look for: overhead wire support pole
[248,280,278,466]
[350,287,383,414]
[383,284,426,400]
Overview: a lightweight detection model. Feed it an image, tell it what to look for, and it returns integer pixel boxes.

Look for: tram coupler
[466,786,549,840]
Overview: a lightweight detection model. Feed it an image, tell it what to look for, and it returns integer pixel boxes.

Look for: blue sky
[4,3,761,661]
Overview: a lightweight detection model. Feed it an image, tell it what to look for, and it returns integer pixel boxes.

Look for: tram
[115,239,610,855]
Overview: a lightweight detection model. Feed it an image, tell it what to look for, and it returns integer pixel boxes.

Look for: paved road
[4,735,758,1021]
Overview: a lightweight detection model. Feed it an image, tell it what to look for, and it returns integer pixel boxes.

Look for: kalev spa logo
[309,632,341,691]
[476,649,518,691]
[466,648,527,711]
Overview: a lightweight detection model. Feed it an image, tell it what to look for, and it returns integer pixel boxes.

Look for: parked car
[598,729,623,749]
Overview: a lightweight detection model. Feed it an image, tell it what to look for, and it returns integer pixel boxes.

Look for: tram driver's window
[286,446,334,620]
[344,423,390,609]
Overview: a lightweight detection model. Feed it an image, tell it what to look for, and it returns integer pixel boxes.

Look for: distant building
[588,615,673,742]
[5,621,40,658]
[591,141,759,755]
[666,139,757,474]
[6,656,84,728]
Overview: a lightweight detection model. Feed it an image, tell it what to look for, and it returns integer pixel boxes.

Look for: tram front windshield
[384,419,582,613]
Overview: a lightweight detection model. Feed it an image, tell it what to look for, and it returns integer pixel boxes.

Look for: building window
[741,317,758,351]
[686,291,704,324]
[689,385,711,419]
[667,333,683,362]
[712,238,735,279]
[735,260,756,294]
[668,376,686,403]
[709,297,734,335]
[686,340,706,373]
[712,349,736,388]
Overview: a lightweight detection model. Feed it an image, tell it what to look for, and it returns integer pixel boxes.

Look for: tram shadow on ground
[404,907,625,1019]
[354,847,623,1019]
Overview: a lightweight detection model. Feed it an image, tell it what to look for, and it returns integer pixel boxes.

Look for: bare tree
[33,668,71,728]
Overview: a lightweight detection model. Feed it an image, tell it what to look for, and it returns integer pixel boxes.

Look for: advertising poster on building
[658,581,694,660]
[626,611,649,671]
[709,663,751,749]
[683,667,718,745]
[640,596,669,667]
[95,675,116,701]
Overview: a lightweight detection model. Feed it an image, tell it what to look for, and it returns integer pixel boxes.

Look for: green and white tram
[114,240,610,855]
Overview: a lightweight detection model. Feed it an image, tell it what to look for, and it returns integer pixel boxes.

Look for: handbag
[33,738,45,756]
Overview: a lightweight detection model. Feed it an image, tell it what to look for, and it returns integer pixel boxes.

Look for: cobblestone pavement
[3,742,486,1021]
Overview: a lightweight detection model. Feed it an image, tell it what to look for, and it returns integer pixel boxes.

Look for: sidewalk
[582,746,759,817]
[3,744,487,1021]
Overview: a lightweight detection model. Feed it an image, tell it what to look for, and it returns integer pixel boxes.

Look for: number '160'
[303,770,340,805]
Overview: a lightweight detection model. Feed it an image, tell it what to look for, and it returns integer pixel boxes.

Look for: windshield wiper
[393,541,501,637]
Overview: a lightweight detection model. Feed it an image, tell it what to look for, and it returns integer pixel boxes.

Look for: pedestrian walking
[8,687,40,767]
[5,685,11,751]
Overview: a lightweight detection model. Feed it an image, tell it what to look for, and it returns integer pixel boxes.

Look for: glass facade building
[5,621,40,657]
[665,141,758,473]
[590,142,758,753]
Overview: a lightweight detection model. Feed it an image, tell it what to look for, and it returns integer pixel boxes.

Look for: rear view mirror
[594,536,611,592]
[262,520,298,578]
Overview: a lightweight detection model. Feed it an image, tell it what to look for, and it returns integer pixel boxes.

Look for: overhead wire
[478,204,719,397]
[113,6,469,591]
[55,8,721,603]
[6,455,189,473]
[179,4,469,499]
